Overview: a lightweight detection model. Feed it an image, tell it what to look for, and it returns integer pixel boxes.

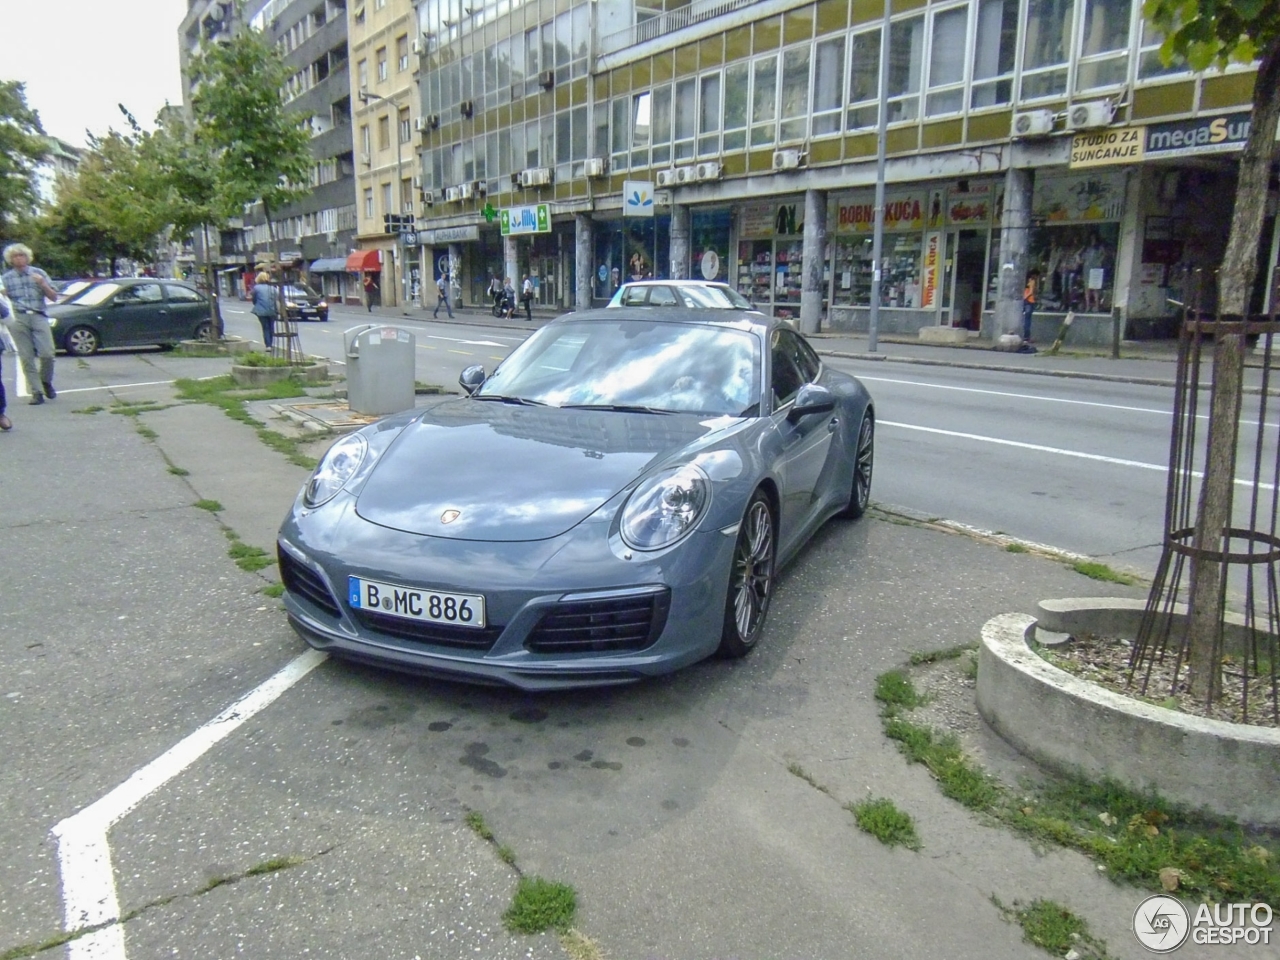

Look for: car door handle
[828,417,839,433]
[157,309,168,315]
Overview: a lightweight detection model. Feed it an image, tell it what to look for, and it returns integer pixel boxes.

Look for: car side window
[791,332,821,382]
[116,283,163,304]
[648,286,678,306]
[770,330,806,409]
[621,286,648,306]
[165,285,203,302]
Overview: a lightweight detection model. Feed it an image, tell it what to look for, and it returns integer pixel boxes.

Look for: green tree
[0,81,48,234]
[1143,0,1280,699]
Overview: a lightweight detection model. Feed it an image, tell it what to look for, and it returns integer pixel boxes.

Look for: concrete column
[1111,168,1142,329]
[799,188,828,334]
[575,214,594,310]
[447,242,462,307]
[669,204,690,280]
[503,235,519,290]
[993,166,1034,338]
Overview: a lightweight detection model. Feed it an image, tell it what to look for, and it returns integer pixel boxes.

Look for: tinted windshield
[68,282,123,306]
[478,319,760,416]
[680,284,754,309]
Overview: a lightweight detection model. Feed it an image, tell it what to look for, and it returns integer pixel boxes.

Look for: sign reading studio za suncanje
[1070,111,1258,169]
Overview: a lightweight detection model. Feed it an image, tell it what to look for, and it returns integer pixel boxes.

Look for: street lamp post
[359,89,411,308]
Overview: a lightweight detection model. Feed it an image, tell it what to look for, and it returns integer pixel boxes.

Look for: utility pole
[359,89,408,307]
[867,0,891,353]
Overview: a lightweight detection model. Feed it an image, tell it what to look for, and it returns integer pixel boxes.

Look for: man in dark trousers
[433,271,454,318]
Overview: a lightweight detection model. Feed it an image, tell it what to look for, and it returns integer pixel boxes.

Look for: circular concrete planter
[230,360,328,387]
[977,603,1280,827]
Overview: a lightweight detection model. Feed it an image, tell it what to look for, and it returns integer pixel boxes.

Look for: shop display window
[831,234,923,307]
[1029,222,1119,314]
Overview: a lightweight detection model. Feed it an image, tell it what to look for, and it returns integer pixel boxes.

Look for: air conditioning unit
[360,152,371,167]
[444,186,461,202]
[460,100,474,118]
[1067,100,1115,131]
[1012,109,1055,137]
[696,161,722,181]
[582,157,605,178]
[674,165,696,184]
[411,175,421,189]
[426,113,439,129]
[538,70,555,90]
[772,148,802,171]
[458,181,474,200]
[474,179,487,196]
[414,117,426,131]
[421,190,435,207]
[520,167,552,187]
[655,169,677,188]
[511,172,524,190]
[411,37,422,55]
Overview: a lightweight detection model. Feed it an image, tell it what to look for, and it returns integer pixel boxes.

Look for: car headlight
[318,301,327,308]
[620,464,710,551]
[304,433,367,506]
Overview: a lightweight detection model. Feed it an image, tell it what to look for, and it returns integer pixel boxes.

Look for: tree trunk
[202,223,222,339]
[1186,39,1280,698]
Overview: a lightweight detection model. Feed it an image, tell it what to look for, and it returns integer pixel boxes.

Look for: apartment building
[348,0,423,307]
[408,0,1278,342]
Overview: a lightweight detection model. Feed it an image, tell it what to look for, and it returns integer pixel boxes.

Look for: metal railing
[600,0,758,54]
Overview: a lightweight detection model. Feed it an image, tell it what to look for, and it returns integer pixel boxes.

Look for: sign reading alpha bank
[500,203,551,236]
[1070,111,1255,169]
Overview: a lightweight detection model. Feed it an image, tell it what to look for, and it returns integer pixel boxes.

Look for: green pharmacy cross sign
[500,203,551,236]
[482,202,497,223]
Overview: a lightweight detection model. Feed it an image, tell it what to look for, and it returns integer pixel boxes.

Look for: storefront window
[692,209,731,282]
[1028,223,1119,314]
[971,0,1018,108]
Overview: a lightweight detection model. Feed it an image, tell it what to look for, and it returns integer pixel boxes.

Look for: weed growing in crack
[992,896,1112,958]
[465,810,494,841]
[786,761,832,795]
[503,876,577,934]
[194,499,223,512]
[1071,561,1136,585]
[848,797,921,850]
[228,542,272,572]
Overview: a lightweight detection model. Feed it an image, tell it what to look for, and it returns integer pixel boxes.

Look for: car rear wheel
[838,410,874,519]
[717,491,776,658]
[193,320,212,341]
[64,326,100,356]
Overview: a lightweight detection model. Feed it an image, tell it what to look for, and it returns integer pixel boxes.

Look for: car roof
[558,306,786,335]
[617,280,732,288]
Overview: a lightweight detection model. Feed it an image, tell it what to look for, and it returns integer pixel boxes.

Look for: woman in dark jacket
[250,271,278,348]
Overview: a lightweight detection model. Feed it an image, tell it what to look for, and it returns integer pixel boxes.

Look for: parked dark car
[278,307,875,691]
[282,283,329,322]
[48,278,217,355]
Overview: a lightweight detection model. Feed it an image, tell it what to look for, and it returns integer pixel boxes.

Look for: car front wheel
[64,326,100,356]
[193,321,212,341]
[717,490,776,658]
[838,410,874,519]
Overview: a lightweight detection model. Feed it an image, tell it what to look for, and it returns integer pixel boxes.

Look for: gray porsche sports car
[277,308,874,690]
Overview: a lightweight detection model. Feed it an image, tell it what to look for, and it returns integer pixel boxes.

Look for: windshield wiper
[559,403,673,415]
[472,394,548,406]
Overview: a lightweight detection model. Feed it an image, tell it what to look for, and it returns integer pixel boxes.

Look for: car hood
[354,399,723,541]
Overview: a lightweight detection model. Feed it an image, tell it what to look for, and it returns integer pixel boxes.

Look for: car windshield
[58,281,98,302]
[283,285,318,299]
[680,285,753,309]
[477,318,760,416]
[68,282,124,306]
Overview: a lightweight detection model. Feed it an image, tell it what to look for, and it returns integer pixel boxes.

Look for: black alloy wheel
[718,490,776,658]
[838,410,874,519]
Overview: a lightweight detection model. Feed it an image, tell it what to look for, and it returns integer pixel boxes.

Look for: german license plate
[348,576,485,628]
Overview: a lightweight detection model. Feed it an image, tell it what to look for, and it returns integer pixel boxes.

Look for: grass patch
[173,376,318,469]
[110,400,168,417]
[228,541,273,573]
[962,651,979,681]
[245,855,306,876]
[1071,560,1137,585]
[503,876,577,934]
[237,351,296,368]
[194,499,223,512]
[848,797,921,850]
[875,667,1280,903]
[261,583,285,598]
[1005,542,1028,553]
[167,465,190,476]
[786,761,832,795]
[909,644,976,666]
[135,424,158,440]
[73,405,104,415]
[993,897,1111,958]
[496,844,518,865]
[558,929,606,960]
[465,810,494,841]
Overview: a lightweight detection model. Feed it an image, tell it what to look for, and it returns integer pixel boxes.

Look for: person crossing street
[1,243,60,405]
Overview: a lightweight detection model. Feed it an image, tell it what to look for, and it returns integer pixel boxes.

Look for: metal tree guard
[1130,271,1280,723]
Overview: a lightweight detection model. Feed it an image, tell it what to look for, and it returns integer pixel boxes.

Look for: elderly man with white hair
[1,242,60,405]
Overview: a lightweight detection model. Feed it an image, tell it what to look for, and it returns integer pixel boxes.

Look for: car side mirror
[788,382,835,422]
[459,364,486,395]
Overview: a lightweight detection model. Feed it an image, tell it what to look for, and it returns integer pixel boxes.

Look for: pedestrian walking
[501,277,517,319]
[0,294,13,430]
[433,272,454,318]
[521,274,534,321]
[1021,268,1040,350]
[363,274,378,312]
[250,271,278,349]
[1,243,59,405]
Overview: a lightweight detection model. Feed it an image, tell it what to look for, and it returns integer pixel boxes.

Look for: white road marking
[57,381,176,395]
[855,372,1268,427]
[53,649,328,959]
[423,335,504,346]
[881,419,1275,491]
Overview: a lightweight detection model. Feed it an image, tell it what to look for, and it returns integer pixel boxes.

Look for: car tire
[717,490,776,659]
[838,410,874,519]
[193,321,213,341]
[64,326,100,356]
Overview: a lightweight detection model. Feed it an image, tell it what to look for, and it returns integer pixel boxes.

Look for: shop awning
[345,249,382,272]
[309,258,349,273]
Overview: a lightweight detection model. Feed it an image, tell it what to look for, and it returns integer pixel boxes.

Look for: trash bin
[344,324,416,415]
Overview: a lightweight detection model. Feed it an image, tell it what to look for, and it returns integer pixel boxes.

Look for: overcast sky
[3,1,186,147]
